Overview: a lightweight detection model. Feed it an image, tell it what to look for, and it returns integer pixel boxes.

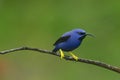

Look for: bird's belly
[59,40,81,51]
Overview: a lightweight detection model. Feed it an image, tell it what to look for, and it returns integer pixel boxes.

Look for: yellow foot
[59,49,65,59]
[69,52,79,61]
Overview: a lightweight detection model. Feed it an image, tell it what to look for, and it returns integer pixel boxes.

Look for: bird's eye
[77,32,85,35]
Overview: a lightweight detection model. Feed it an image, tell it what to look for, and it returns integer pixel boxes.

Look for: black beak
[86,33,95,38]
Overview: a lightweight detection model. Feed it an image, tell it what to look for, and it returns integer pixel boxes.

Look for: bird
[52,28,93,60]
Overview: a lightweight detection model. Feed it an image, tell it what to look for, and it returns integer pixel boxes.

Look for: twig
[0,47,120,73]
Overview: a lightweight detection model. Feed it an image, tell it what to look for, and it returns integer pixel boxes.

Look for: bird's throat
[78,35,86,41]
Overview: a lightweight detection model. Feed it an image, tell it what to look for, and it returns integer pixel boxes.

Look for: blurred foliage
[0,0,120,80]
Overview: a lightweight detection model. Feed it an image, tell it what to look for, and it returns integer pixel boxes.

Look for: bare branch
[0,47,120,73]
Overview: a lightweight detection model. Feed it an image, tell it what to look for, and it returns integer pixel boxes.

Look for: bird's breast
[59,37,81,51]
[68,37,81,47]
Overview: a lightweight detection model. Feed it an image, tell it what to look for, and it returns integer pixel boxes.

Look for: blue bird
[53,28,93,60]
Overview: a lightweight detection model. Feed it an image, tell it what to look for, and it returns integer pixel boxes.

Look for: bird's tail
[52,48,58,52]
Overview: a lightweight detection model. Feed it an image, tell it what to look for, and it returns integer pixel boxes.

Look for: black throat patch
[78,35,86,41]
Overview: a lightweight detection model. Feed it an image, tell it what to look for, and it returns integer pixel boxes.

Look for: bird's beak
[86,33,95,38]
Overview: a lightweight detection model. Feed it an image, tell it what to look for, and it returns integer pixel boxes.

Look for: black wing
[53,35,71,46]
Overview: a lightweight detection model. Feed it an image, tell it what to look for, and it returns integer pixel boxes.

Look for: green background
[0,0,120,80]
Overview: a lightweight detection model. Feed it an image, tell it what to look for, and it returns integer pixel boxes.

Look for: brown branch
[0,47,120,73]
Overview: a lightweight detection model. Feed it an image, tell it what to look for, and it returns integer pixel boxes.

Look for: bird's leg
[59,49,65,59]
[69,52,79,61]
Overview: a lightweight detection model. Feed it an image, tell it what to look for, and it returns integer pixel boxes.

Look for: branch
[0,47,120,73]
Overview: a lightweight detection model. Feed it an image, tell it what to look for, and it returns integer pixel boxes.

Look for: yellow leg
[69,52,79,61]
[59,49,65,59]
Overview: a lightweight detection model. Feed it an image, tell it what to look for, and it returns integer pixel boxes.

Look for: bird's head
[72,29,94,40]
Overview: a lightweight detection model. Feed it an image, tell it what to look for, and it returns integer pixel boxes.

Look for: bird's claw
[59,49,65,59]
[59,49,79,61]
[69,52,79,61]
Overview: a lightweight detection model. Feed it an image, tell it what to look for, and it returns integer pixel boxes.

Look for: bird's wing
[53,35,71,46]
